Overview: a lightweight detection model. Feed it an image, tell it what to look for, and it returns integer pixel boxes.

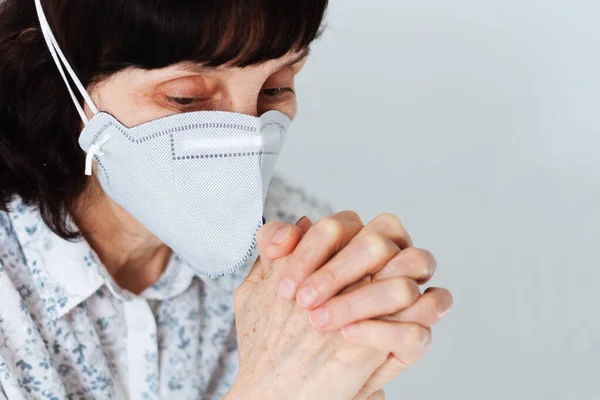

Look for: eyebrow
[179,47,311,74]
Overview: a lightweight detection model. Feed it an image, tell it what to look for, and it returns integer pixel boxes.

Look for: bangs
[87,0,328,73]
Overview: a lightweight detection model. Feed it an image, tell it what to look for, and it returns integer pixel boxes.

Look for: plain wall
[277,0,600,399]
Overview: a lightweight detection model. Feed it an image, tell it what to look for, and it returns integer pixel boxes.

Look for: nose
[218,92,259,117]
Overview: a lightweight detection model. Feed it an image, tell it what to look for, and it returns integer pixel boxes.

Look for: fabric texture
[0,177,333,400]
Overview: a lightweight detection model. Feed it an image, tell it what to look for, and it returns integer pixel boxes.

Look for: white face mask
[34,0,290,277]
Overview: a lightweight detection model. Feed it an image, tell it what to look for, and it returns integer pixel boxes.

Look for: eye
[159,75,216,111]
[164,96,214,111]
[168,97,198,106]
[259,69,297,116]
[261,87,295,98]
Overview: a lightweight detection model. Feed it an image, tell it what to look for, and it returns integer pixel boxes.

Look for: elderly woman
[0,1,452,399]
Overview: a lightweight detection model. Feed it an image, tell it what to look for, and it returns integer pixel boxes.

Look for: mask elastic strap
[34,0,99,124]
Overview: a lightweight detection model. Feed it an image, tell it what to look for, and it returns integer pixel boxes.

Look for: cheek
[281,95,298,120]
[288,102,298,120]
[88,79,175,128]
[258,98,298,120]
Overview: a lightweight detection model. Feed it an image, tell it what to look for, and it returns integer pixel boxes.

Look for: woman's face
[87,49,309,127]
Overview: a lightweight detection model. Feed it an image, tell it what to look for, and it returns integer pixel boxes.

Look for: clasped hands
[231,211,453,400]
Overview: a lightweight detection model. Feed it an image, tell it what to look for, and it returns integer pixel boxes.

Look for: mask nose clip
[85,133,112,176]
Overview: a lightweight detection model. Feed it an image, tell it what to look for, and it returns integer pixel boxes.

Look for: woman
[0,0,453,399]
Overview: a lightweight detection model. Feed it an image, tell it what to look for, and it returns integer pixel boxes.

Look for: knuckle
[336,210,361,222]
[406,325,429,348]
[314,216,344,241]
[388,278,419,307]
[419,248,438,272]
[397,247,419,265]
[407,247,437,275]
[373,212,412,247]
[393,326,431,366]
[373,212,401,226]
[374,212,406,232]
[360,232,391,258]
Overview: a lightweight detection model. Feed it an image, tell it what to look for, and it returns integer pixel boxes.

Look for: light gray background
[277,0,600,399]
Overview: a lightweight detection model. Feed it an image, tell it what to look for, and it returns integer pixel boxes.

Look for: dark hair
[0,0,328,238]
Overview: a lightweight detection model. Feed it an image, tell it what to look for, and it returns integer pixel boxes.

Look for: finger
[354,387,386,400]
[340,275,372,295]
[359,356,409,398]
[236,219,306,309]
[309,278,420,331]
[341,247,436,297]
[296,231,400,309]
[296,216,313,233]
[342,320,432,368]
[380,287,453,327]
[359,213,413,249]
[353,387,384,400]
[298,214,414,308]
[277,211,364,300]
[257,221,305,267]
[373,247,437,284]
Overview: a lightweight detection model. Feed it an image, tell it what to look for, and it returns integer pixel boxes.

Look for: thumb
[235,217,312,308]
[258,216,312,264]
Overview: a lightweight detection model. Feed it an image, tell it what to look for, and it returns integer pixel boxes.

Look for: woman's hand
[227,220,389,400]
[272,211,453,398]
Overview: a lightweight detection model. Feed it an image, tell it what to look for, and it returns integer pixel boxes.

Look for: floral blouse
[0,177,331,400]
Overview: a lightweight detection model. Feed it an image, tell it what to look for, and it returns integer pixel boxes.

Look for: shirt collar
[9,199,108,320]
[141,254,195,300]
[8,198,254,317]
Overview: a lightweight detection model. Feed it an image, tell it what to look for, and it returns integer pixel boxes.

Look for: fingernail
[310,308,329,328]
[295,216,309,225]
[296,216,313,233]
[297,285,318,307]
[278,278,297,300]
[273,225,292,244]
[342,323,359,339]
[439,307,452,319]
[421,333,432,349]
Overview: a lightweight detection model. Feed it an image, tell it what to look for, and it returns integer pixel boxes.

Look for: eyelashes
[168,97,199,106]
[261,87,295,98]
[165,87,295,112]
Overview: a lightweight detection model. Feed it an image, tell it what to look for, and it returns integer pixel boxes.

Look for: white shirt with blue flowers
[0,178,331,400]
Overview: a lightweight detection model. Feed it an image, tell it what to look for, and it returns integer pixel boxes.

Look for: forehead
[95,47,310,90]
